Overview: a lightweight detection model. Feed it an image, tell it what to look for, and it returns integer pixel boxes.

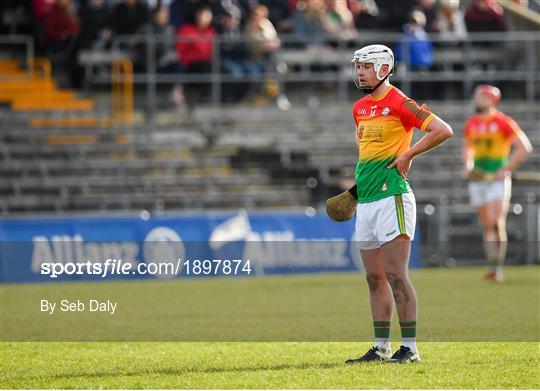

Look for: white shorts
[355,192,416,251]
[468,177,511,207]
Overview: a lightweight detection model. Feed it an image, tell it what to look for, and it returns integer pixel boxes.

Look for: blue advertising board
[0,211,422,283]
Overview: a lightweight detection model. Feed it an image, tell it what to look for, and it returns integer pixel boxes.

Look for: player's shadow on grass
[43,362,345,381]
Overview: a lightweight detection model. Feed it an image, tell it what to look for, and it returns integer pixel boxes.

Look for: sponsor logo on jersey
[357,124,365,139]
[386,229,397,237]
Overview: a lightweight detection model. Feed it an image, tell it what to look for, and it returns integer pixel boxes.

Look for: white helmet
[351,44,395,92]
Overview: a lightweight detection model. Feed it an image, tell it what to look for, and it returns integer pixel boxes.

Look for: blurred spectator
[109,0,149,36]
[138,7,179,72]
[376,0,417,31]
[437,0,467,42]
[258,0,295,33]
[146,0,173,11]
[396,9,433,70]
[396,9,433,98]
[42,0,79,46]
[169,0,236,30]
[1,0,34,35]
[348,0,383,30]
[293,0,329,47]
[32,0,55,25]
[75,0,110,50]
[138,7,185,108]
[528,0,540,13]
[324,0,358,42]
[169,0,200,29]
[69,0,111,88]
[412,0,440,33]
[244,5,280,65]
[176,6,216,104]
[219,7,263,102]
[464,0,506,32]
[507,0,540,12]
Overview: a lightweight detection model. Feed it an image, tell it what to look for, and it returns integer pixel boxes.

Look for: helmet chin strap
[475,106,489,114]
[360,67,392,94]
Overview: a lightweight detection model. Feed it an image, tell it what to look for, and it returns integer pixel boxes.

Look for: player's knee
[384,272,404,291]
[495,221,506,234]
[483,221,497,235]
[366,273,383,293]
[489,221,505,236]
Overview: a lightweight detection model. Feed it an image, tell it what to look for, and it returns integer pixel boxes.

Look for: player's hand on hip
[387,155,412,179]
[495,168,510,180]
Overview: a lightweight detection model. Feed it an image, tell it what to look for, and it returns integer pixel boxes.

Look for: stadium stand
[1,99,538,211]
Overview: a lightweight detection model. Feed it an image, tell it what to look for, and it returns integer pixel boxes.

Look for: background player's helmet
[351,44,395,92]
[474,84,501,106]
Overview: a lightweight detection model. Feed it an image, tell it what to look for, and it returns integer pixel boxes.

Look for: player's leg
[484,197,510,281]
[380,236,417,322]
[476,203,498,270]
[375,193,419,362]
[346,203,393,364]
[481,179,511,282]
[363,248,394,350]
[346,248,393,363]
[470,181,501,281]
[362,248,393,324]
[379,235,420,363]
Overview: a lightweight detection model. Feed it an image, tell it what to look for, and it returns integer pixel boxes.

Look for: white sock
[374,339,391,352]
[402,338,417,353]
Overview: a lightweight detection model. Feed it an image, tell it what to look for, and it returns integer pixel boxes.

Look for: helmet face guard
[351,45,395,93]
[351,61,387,92]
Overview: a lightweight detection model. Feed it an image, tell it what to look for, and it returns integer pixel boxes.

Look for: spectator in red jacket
[464,0,506,33]
[176,6,216,105]
[42,0,79,44]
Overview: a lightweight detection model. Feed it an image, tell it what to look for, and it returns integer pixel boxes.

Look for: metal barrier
[2,32,537,124]
[111,59,133,124]
[0,34,34,79]
[100,31,540,124]
[27,57,51,104]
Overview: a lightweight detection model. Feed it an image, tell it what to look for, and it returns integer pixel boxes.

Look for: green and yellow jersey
[352,86,435,203]
[464,110,521,173]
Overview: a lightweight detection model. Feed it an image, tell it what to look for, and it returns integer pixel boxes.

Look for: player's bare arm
[462,143,486,181]
[388,117,453,179]
[462,138,475,177]
[495,130,533,180]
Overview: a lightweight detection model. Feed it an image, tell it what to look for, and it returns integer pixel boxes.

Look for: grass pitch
[1,266,539,388]
[1,342,538,389]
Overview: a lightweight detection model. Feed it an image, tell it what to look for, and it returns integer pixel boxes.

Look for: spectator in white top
[244,4,281,68]
[437,0,467,42]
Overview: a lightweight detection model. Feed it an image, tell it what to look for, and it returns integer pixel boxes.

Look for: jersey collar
[370,85,393,102]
